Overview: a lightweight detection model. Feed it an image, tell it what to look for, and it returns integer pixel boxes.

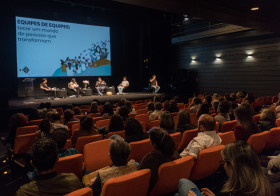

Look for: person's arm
[126,81,129,87]
[149,78,154,83]
[90,174,102,196]
[156,81,158,86]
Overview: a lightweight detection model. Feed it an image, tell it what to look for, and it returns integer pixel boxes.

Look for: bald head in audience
[198,114,216,132]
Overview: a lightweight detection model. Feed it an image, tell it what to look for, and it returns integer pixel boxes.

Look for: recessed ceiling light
[250,7,259,11]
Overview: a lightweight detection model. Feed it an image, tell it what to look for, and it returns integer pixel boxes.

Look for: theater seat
[149,156,194,196]
[16,125,39,136]
[190,145,224,181]
[76,134,103,153]
[30,119,43,126]
[96,119,111,128]
[170,132,181,149]
[177,129,198,151]
[101,169,151,196]
[265,127,280,150]
[14,133,36,155]
[135,114,150,129]
[219,131,236,145]
[64,139,72,149]
[55,154,83,178]
[247,131,269,154]
[84,139,112,171]
[221,120,237,133]
[149,120,159,129]
[129,139,153,163]
[65,188,93,196]
[105,130,125,139]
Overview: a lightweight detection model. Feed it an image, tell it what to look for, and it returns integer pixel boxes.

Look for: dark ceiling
[112,0,280,33]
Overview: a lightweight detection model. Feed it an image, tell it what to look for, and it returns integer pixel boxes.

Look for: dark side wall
[171,30,280,97]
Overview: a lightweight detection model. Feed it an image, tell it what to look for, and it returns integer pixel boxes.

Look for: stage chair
[14,133,36,155]
[101,169,151,196]
[252,114,261,123]
[177,129,198,151]
[189,113,198,126]
[16,125,39,136]
[135,114,149,129]
[105,130,125,139]
[30,119,43,126]
[64,139,72,149]
[149,120,159,129]
[276,119,280,127]
[55,154,83,179]
[76,134,103,153]
[220,120,237,133]
[136,109,148,115]
[84,139,112,171]
[265,127,280,150]
[149,156,194,196]
[79,105,90,110]
[129,139,153,163]
[219,131,236,145]
[190,145,224,181]
[96,119,111,128]
[170,132,181,149]
[65,188,93,196]
[247,131,269,154]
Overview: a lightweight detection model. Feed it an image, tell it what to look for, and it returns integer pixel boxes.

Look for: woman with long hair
[177,141,274,196]
[89,101,100,114]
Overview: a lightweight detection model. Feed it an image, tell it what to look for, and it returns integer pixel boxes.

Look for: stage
[9,92,162,110]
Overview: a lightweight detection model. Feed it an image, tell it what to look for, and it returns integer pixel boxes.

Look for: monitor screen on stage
[16,16,111,78]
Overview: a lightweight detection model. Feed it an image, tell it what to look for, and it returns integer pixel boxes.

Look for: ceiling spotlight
[250,7,259,11]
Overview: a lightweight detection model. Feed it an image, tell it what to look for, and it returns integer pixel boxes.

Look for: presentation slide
[16,16,111,78]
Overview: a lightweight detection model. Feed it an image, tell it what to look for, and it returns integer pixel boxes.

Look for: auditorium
[1,0,280,195]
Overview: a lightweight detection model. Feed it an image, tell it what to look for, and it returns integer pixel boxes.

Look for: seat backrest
[135,114,150,128]
[55,154,83,179]
[252,114,261,123]
[171,112,178,117]
[65,188,93,196]
[219,131,236,145]
[76,134,103,153]
[80,109,90,114]
[67,121,80,133]
[54,107,64,116]
[189,113,198,126]
[64,139,72,149]
[276,119,280,127]
[177,103,184,109]
[149,156,194,196]
[135,100,143,105]
[72,123,80,135]
[247,131,269,154]
[84,139,112,171]
[170,132,181,149]
[16,125,39,136]
[177,129,198,151]
[221,120,237,133]
[105,130,125,139]
[140,121,147,133]
[136,109,148,115]
[14,133,36,154]
[79,105,90,110]
[88,113,101,117]
[93,116,103,123]
[101,169,151,196]
[265,127,280,150]
[215,122,219,133]
[129,139,153,163]
[190,145,224,181]
[96,119,111,128]
[149,120,159,129]
[30,119,43,126]
[74,115,83,120]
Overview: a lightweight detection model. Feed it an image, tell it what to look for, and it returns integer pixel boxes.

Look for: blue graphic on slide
[16,16,111,78]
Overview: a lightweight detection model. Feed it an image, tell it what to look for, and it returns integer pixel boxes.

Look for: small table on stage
[56,88,67,98]
[82,88,92,96]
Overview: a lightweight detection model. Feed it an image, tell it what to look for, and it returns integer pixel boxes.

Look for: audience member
[51,112,68,130]
[138,128,180,191]
[147,101,155,115]
[125,118,148,143]
[214,101,231,125]
[196,103,210,119]
[189,97,202,113]
[177,141,274,196]
[149,102,163,121]
[102,102,114,119]
[16,137,83,195]
[232,105,260,141]
[117,106,130,123]
[203,95,212,108]
[168,100,179,113]
[153,95,161,103]
[275,106,280,119]
[71,116,99,147]
[63,109,79,125]
[27,108,41,121]
[159,111,175,134]
[180,114,221,158]
[163,100,170,111]
[36,119,54,138]
[89,101,100,114]
[107,114,124,133]
[257,108,276,132]
[73,106,82,115]
[50,128,78,158]
[66,104,74,110]
[125,101,136,114]
[90,138,137,196]
[176,110,196,134]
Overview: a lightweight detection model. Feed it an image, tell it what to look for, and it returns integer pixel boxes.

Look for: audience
[138,128,180,191]
[51,112,68,130]
[159,111,175,134]
[257,108,276,132]
[188,97,202,113]
[147,101,155,115]
[50,128,78,158]
[214,100,231,125]
[89,101,100,114]
[36,119,54,138]
[177,141,274,196]
[102,102,114,119]
[71,116,99,147]
[180,114,221,158]
[90,137,137,196]
[232,105,260,141]
[125,118,148,143]
[117,106,130,123]
[149,102,163,121]
[168,100,179,113]
[124,101,136,114]
[163,100,170,111]
[196,103,210,119]
[176,110,196,134]
[27,108,41,121]
[16,137,83,195]
[107,114,125,133]
[73,106,82,115]
[63,109,79,125]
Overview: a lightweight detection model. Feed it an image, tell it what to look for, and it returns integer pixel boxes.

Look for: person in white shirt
[149,102,163,121]
[117,77,129,95]
[180,114,221,158]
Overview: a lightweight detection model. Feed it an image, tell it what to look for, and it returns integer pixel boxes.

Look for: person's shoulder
[16,181,37,196]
